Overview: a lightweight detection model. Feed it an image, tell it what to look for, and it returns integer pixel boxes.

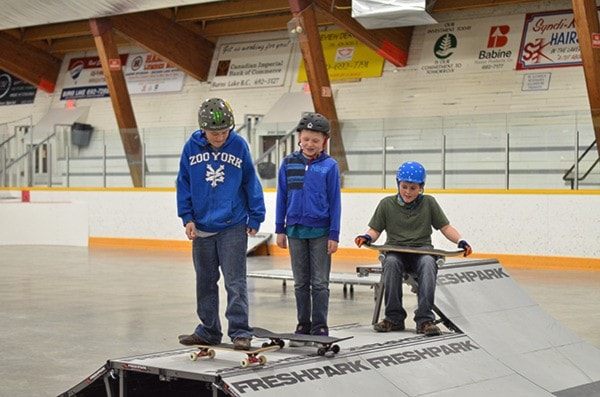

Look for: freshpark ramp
[59,259,600,396]
[434,260,600,395]
[221,259,600,397]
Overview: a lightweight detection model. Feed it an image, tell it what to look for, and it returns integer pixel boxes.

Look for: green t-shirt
[368,194,449,247]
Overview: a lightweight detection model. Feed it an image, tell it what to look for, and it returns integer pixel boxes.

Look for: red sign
[592,33,600,48]
[108,58,121,71]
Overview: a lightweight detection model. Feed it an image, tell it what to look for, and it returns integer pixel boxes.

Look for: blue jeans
[288,235,331,333]
[381,252,438,328]
[191,223,252,343]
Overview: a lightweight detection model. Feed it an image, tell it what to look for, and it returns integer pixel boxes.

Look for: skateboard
[253,327,353,356]
[188,343,280,367]
[364,244,465,257]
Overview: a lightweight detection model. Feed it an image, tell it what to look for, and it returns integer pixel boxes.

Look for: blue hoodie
[177,129,265,233]
[275,150,341,241]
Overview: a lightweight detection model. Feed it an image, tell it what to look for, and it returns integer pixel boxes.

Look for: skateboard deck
[364,244,465,257]
[253,327,353,356]
[188,343,280,367]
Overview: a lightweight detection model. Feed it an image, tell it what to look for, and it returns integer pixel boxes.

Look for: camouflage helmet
[296,112,330,137]
[198,98,235,131]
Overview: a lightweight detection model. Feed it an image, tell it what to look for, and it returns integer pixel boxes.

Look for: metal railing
[1,111,599,190]
[562,136,598,189]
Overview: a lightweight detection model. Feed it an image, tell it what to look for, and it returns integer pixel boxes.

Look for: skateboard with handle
[364,243,465,257]
[188,343,280,367]
[253,327,353,356]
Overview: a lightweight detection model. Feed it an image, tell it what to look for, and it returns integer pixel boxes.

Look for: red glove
[354,234,372,247]
[458,240,472,256]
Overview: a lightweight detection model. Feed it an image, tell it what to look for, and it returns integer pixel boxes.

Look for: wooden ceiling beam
[90,18,144,187]
[110,11,214,82]
[48,35,130,54]
[0,31,61,93]
[201,12,331,38]
[314,0,412,67]
[22,20,90,41]
[431,0,545,13]
[289,0,349,174]
[572,0,600,157]
[175,0,290,22]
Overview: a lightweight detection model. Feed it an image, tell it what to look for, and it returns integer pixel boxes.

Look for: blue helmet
[397,161,426,184]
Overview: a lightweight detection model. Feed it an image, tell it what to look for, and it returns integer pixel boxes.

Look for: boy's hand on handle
[354,234,372,247]
[458,240,472,256]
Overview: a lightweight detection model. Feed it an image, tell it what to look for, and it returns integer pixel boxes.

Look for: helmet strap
[298,139,324,159]
[397,192,423,210]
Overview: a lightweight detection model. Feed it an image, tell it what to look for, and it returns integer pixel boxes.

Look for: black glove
[354,234,372,248]
[458,240,472,257]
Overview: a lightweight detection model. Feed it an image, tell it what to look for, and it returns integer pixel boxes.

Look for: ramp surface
[247,233,271,255]
[435,261,600,395]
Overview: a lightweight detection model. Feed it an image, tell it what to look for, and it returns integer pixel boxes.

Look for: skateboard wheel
[241,358,250,368]
[332,345,340,354]
[317,347,327,356]
[189,352,199,361]
[261,342,270,348]
[207,349,216,359]
[277,340,285,348]
[259,355,267,365]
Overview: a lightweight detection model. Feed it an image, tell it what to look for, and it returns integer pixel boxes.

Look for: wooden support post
[289,0,349,174]
[90,18,144,187]
[572,0,600,157]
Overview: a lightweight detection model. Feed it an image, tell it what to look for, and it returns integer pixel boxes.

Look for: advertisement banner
[516,9,583,70]
[419,15,524,75]
[124,53,185,94]
[0,71,37,106]
[61,53,185,100]
[210,38,292,90]
[297,30,384,81]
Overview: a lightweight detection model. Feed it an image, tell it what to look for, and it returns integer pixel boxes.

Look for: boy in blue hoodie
[177,98,265,350]
[275,112,342,338]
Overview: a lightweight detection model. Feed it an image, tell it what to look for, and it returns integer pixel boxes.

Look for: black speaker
[71,122,93,147]
[257,162,276,179]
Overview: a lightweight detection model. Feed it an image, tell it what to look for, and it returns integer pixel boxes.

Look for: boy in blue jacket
[275,112,342,338]
[177,98,265,350]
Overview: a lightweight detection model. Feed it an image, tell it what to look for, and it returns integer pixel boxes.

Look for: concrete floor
[0,245,599,397]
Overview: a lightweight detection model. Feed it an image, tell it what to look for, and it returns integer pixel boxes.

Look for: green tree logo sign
[434,33,457,59]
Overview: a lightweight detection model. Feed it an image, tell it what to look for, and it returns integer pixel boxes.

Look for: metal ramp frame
[247,268,381,298]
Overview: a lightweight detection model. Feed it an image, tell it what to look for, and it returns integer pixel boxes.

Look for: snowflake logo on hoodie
[206,164,225,187]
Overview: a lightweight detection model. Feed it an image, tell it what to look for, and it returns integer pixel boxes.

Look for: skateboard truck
[254,327,353,356]
[188,344,279,367]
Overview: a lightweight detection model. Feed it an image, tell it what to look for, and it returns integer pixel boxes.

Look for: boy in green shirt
[355,161,472,336]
